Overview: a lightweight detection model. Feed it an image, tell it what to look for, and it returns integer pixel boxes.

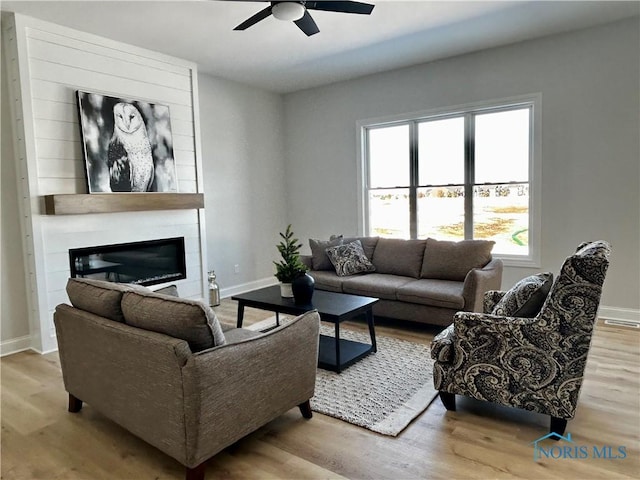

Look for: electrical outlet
[234,264,240,274]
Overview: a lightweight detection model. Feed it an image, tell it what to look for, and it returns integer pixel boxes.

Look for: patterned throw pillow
[325,240,376,277]
[492,272,554,318]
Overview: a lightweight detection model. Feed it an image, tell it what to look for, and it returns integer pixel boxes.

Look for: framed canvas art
[77,91,178,193]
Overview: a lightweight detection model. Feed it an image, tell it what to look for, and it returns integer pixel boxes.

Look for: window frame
[356,94,541,268]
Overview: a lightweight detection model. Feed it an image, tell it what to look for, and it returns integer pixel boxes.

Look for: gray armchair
[431,241,611,436]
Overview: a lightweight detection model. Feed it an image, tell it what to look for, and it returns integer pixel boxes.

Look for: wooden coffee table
[232,285,378,373]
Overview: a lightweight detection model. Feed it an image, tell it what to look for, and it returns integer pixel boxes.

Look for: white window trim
[356,93,542,268]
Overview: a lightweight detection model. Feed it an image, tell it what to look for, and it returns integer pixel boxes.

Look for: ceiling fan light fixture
[272,2,305,21]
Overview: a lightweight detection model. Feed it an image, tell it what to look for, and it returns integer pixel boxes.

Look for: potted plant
[274,224,308,298]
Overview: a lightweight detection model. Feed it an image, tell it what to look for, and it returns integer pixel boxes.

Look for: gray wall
[198,74,287,294]
[2,17,638,351]
[283,17,640,310]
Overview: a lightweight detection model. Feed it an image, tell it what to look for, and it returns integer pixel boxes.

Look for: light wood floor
[2,298,639,479]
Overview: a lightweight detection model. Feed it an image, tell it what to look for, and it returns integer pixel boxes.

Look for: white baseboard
[599,306,640,327]
[220,277,278,299]
[1,302,634,357]
[0,335,33,357]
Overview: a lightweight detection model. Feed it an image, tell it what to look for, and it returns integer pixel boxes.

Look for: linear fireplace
[69,237,186,287]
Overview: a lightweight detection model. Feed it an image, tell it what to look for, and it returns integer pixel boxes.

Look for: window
[358,96,540,266]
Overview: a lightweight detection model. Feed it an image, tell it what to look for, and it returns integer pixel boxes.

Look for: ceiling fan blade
[234,5,273,30]
[294,10,320,37]
[306,1,375,15]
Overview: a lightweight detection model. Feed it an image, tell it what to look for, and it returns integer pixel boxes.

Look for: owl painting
[107,103,154,192]
[77,91,178,193]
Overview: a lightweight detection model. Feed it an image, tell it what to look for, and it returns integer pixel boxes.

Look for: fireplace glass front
[69,237,186,287]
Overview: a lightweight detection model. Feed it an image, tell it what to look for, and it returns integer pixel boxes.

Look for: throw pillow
[326,240,376,277]
[421,238,495,281]
[492,272,554,317]
[121,290,226,352]
[309,236,343,270]
[66,278,131,322]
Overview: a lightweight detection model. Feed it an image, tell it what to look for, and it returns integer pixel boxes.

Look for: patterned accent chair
[431,241,611,436]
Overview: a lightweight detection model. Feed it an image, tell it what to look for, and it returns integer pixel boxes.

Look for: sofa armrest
[181,310,320,467]
[461,257,503,312]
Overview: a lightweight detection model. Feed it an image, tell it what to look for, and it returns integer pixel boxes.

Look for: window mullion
[409,121,418,239]
[464,113,475,239]
[363,127,371,236]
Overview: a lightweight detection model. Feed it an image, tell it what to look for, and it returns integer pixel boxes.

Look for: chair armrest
[430,324,455,362]
[461,257,503,312]
[452,310,556,367]
[181,310,320,467]
[433,310,539,366]
[455,310,542,332]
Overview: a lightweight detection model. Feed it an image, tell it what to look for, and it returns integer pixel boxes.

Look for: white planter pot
[280,282,293,298]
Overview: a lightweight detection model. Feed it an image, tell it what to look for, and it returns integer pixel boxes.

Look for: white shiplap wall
[3,13,207,353]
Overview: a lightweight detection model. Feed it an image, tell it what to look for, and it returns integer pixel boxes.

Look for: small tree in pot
[274,225,308,298]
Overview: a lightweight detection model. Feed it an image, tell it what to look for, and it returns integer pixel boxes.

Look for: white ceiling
[2,1,639,93]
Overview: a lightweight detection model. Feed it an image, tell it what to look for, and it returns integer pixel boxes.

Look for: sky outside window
[418,117,464,185]
[475,109,530,183]
[368,125,409,188]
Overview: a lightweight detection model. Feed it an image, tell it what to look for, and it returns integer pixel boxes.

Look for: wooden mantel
[43,193,204,215]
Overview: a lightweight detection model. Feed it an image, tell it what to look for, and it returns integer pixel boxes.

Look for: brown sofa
[302,236,503,326]
[54,278,320,480]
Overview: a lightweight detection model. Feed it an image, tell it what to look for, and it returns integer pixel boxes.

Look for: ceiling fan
[233,1,375,37]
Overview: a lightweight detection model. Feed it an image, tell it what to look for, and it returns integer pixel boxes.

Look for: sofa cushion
[397,279,465,309]
[66,278,131,322]
[421,238,494,281]
[326,240,376,277]
[309,237,343,270]
[121,290,226,352]
[340,236,379,261]
[342,273,413,300]
[492,272,554,317]
[308,270,344,292]
[372,238,426,278]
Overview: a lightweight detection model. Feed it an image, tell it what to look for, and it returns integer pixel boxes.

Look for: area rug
[245,317,438,436]
[311,325,438,436]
